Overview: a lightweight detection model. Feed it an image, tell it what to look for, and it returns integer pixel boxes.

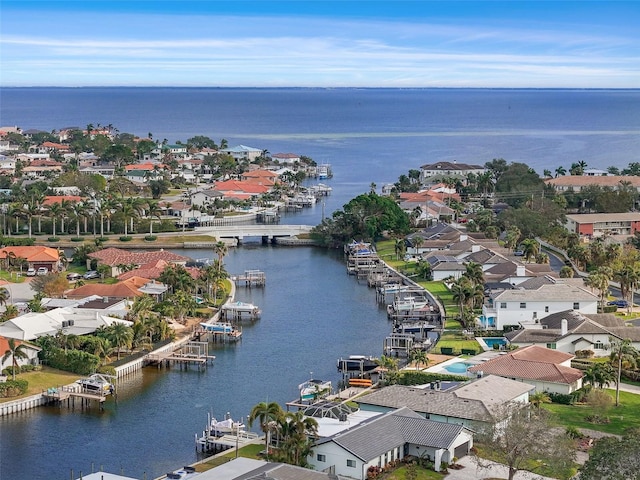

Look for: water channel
[0,244,393,479]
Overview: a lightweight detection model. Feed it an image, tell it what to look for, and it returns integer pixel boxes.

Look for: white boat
[76,374,113,394]
[207,413,246,436]
[200,322,234,333]
[298,378,332,402]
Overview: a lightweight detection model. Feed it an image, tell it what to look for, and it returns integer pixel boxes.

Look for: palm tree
[464,262,484,286]
[275,410,319,466]
[145,199,162,235]
[504,226,521,253]
[583,362,615,389]
[47,202,63,238]
[529,391,551,413]
[107,323,134,360]
[411,235,424,255]
[520,238,539,264]
[554,166,566,177]
[609,337,638,406]
[410,349,428,369]
[2,338,29,380]
[249,401,284,461]
[70,202,87,237]
[394,237,406,260]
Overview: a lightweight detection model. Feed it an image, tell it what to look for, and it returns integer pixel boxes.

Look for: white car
[26,267,36,277]
[36,267,49,276]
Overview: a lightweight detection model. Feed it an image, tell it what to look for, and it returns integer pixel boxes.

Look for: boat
[200,322,234,333]
[207,412,246,437]
[337,355,379,373]
[76,374,113,394]
[298,378,332,402]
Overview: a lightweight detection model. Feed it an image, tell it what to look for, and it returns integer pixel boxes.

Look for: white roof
[493,283,597,302]
[75,473,138,480]
[0,307,132,341]
[313,409,382,438]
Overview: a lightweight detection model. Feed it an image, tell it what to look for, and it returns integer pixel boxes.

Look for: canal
[0,244,393,480]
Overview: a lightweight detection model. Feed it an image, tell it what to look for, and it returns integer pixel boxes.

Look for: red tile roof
[214,180,270,194]
[66,277,151,299]
[125,163,167,171]
[43,195,84,206]
[468,346,582,385]
[88,247,190,267]
[0,246,59,262]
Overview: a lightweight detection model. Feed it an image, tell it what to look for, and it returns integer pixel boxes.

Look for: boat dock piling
[42,385,111,411]
[146,341,215,369]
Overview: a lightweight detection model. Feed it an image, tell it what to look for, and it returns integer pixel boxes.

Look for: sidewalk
[445,456,558,480]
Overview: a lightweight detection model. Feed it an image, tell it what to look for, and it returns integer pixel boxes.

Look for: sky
[1,1,639,88]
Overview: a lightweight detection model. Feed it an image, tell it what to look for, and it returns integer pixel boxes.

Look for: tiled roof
[357,375,530,422]
[43,195,84,206]
[213,180,270,194]
[546,176,640,189]
[66,277,151,299]
[468,346,582,384]
[0,246,59,262]
[421,161,484,171]
[88,247,189,267]
[317,407,465,462]
[492,284,597,302]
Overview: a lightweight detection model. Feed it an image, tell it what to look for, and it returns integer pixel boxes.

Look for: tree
[608,337,638,406]
[0,287,9,307]
[2,338,29,380]
[273,410,319,467]
[528,391,551,413]
[476,404,575,480]
[107,323,134,360]
[494,162,545,208]
[559,266,574,278]
[248,401,284,461]
[520,238,540,263]
[579,430,640,480]
[145,199,162,235]
[394,237,406,260]
[409,349,428,369]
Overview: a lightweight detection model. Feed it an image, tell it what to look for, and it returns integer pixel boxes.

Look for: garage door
[454,441,470,459]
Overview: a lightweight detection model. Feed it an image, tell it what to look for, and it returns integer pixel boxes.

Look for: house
[43,195,85,207]
[212,180,271,200]
[79,165,115,179]
[506,309,640,357]
[545,175,640,192]
[356,375,531,430]
[424,253,466,280]
[481,282,598,330]
[0,246,60,272]
[64,277,155,300]
[565,212,640,237]
[467,345,583,394]
[190,189,224,208]
[271,152,301,165]
[0,335,41,371]
[220,145,263,162]
[407,224,466,253]
[420,161,485,183]
[87,247,189,277]
[0,308,132,341]
[309,407,473,477]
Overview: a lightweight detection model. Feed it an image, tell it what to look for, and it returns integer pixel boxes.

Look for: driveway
[445,456,558,480]
[0,278,36,307]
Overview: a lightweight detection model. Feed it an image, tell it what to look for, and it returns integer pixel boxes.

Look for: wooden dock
[232,269,266,287]
[147,342,215,369]
[42,385,111,410]
[220,302,261,321]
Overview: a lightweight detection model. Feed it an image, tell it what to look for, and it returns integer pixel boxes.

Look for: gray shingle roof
[316,407,464,462]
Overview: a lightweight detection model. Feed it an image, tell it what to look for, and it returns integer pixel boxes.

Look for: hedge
[398,371,468,385]
[0,236,35,246]
[461,349,477,355]
[41,347,100,375]
[119,236,133,242]
[0,379,29,398]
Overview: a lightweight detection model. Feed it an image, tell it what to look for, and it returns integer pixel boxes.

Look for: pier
[220,301,261,321]
[147,341,215,369]
[42,385,111,411]
[232,269,266,287]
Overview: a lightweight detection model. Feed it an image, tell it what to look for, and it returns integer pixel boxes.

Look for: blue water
[443,362,473,374]
[1,88,639,479]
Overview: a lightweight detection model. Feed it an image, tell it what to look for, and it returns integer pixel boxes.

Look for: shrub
[586,388,613,411]
[602,306,618,313]
[398,371,468,385]
[70,237,84,242]
[461,349,477,355]
[40,347,100,375]
[440,347,454,355]
[119,236,133,242]
[566,426,585,439]
[47,237,60,242]
[144,235,157,242]
[549,392,574,405]
[0,236,35,246]
[575,349,595,359]
[0,379,28,397]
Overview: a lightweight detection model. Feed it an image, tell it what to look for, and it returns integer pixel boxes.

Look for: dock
[147,341,215,369]
[42,385,111,410]
[194,322,243,343]
[232,269,266,287]
[220,301,261,321]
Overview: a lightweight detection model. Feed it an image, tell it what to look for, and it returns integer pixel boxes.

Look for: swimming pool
[443,362,473,374]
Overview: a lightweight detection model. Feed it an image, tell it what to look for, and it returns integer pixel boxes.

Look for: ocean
[0,88,639,479]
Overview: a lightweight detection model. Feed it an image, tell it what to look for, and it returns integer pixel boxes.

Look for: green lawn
[0,366,80,402]
[436,332,482,354]
[382,465,445,480]
[0,271,27,283]
[194,444,265,471]
[544,389,640,435]
[475,444,577,480]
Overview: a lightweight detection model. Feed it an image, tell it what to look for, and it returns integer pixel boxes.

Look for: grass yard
[0,271,27,283]
[436,332,482,354]
[0,366,80,402]
[544,389,640,435]
[475,444,577,480]
[194,444,264,471]
[381,465,445,480]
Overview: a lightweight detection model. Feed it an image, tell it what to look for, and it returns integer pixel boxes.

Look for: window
[520,302,526,309]
[546,343,557,349]
[573,302,580,309]
[500,302,507,309]
[347,459,356,468]
[594,341,604,350]
[317,454,326,462]
[545,306,549,313]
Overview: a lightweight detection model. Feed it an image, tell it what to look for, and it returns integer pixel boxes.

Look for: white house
[482,283,598,330]
[420,161,485,183]
[309,407,472,477]
[220,145,262,162]
[0,336,41,373]
[506,309,640,357]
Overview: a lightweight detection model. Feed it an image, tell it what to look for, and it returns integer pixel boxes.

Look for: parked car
[66,272,82,281]
[607,299,629,308]
[36,267,48,276]
[83,270,99,279]
[26,267,36,277]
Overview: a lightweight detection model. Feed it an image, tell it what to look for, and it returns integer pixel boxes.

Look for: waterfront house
[467,345,583,394]
[545,175,640,193]
[423,253,467,281]
[0,245,60,272]
[506,309,640,357]
[212,179,271,200]
[565,212,640,238]
[65,276,161,301]
[309,407,472,477]
[482,282,598,330]
[406,224,465,253]
[356,375,532,430]
[271,152,301,164]
[87,247,190,277]
[0,308,132,341]
[190,189,224,208]
[0,335,41,371]
[220,144,263,162]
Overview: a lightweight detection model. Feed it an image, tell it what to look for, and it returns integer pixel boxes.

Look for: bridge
[193,224,314,243]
